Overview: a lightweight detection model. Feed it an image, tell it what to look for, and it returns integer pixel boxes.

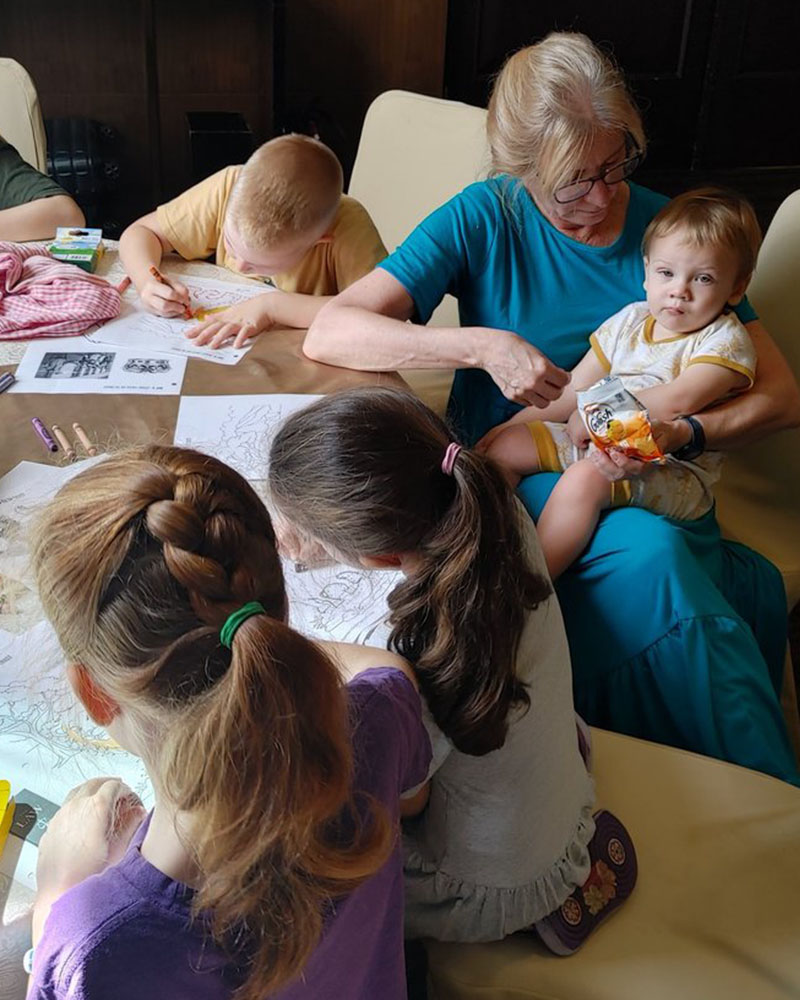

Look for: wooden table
[0,248,404,477]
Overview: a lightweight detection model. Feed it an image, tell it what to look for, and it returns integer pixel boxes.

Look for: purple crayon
[32,417,58,453]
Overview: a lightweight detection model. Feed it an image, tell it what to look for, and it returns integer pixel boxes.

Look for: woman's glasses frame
[553,138,644,205]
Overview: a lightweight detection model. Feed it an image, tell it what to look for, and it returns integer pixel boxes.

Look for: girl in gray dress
[269,386,637,953]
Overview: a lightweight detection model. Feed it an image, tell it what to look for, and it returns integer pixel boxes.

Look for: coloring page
[86,274,272,365]
[173,393,322,481]
[9,335,186,394]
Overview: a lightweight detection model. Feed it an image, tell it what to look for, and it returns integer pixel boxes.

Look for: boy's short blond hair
[487,32,646,197]
[226,134,343,250]
[643,187,762,286]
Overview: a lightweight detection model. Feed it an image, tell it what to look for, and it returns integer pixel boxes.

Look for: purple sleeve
[347,667,432,804]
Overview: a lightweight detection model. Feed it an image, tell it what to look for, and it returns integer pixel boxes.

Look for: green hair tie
[219,601,266,649]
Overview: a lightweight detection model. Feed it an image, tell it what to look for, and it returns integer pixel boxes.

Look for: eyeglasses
[553,145,643,204]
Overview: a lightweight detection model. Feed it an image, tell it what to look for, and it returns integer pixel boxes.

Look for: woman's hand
[482,332,570,407]
[33,779,146,944]
[651,417,692,456]
[186,293,276,349]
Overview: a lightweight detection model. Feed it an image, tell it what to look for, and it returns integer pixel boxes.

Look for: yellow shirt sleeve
[272,195,387,295]
[330,195,387,290]
[155,166,241,266]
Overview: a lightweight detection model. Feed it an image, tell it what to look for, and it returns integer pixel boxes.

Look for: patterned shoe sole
[534,809,637,956]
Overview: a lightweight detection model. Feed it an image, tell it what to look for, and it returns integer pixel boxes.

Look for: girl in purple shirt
[25,445,430,1000]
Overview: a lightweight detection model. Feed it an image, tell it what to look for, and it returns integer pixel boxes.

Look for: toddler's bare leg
[537,458,612,579]
[485,424,543,487]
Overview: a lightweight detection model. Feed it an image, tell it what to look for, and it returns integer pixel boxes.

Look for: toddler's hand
[139,276,190,317]
[186,293,275,350]
[588,447,649,481]
[566,409,590,448]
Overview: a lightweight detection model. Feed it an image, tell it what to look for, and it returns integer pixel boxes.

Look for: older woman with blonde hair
[301,32,800,784]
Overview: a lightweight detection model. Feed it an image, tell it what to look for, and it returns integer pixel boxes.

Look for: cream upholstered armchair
[349,94,800,1000]
[716,189,800,610]
[0,58,48,171]
[348,90,488,413]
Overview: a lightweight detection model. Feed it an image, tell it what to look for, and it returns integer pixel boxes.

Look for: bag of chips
[576,376,664,462]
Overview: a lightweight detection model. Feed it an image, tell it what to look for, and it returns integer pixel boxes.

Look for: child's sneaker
[534,810,637,955]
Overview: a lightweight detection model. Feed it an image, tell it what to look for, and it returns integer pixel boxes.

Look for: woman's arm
[651,320,800,451]
[0,194,84,241]
[304,269,569,407]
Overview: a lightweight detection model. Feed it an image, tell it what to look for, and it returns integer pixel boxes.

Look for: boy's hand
[139,275,191,317]
[186,293,275,350]
[567,409,590,448]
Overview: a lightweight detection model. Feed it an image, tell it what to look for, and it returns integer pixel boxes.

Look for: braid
[30,444,392,999]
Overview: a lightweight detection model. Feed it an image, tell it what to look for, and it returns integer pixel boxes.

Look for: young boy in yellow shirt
[119,134,386,348]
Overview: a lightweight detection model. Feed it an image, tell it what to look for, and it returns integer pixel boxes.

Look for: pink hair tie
[441,442,462,476]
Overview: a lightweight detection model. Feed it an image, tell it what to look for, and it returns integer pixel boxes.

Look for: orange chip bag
[577,376,664,462]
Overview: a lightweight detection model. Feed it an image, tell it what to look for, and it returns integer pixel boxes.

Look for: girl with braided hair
[268,386,637,955]
[25,444,431,1000]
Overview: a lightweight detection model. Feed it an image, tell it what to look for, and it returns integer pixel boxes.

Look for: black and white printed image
[122,358,173,374]
[34,352,115,379]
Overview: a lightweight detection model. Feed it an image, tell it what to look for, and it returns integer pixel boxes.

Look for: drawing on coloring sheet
[34,351,114,379]
[0,623,152,809]
[285,560,398,647]
[174,393,323,481]
[122,357,173,374]
[86,274,271,366]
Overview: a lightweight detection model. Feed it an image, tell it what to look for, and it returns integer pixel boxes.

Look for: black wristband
[672,415,706,462]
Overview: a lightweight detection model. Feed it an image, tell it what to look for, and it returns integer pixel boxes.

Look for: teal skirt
[517,472,799,786]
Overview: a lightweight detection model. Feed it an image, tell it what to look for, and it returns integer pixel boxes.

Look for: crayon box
[48,227,105,272]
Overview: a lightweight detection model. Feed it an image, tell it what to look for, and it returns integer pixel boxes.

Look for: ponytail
[387,447,548,754]
[30,445,392,1000]
[161,614,391,998]
[269,387,551,757]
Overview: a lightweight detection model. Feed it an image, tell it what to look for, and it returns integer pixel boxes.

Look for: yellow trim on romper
[686,355,755,388]
[643,314,688,345]
[610,479,633,507]
[526,421,563,472]
[589,332,612,371]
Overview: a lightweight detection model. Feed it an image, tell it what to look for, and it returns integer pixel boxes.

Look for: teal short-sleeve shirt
[380,178,756,444]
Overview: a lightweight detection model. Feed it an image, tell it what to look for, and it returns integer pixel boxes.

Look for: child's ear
[642,257,649,290]
[358,553,402,570]
[727,275,750,307]
[67,664,120,726]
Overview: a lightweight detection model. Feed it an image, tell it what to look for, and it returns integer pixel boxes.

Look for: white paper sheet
[173,393,323,481]
[85,274,272,365]
[173,394,400,646]
[8,335,186,394]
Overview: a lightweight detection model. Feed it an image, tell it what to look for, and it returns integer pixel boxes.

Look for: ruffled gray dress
[402,510,595,941]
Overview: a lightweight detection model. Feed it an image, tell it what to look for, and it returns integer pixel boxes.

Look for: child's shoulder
[34,859,195,996]
[597,300,650,333]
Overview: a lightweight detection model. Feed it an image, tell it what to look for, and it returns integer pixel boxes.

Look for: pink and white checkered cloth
[0,241,121,340]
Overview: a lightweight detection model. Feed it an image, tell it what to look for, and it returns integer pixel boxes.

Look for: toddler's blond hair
[487,32,645,197]
[643,187,762,286]
[226,134,343,250]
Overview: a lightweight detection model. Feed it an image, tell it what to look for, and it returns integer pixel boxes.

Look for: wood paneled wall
[1,0,273,226]
[280,0,447,176]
